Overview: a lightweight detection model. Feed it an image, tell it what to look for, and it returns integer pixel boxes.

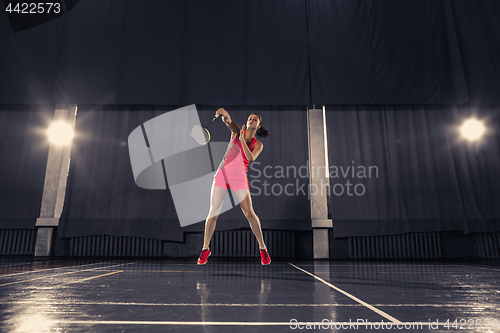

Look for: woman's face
[247,114,261,130]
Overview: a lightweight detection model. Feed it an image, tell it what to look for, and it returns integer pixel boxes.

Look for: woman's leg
[234,188,266,249]
[202,181,227,250]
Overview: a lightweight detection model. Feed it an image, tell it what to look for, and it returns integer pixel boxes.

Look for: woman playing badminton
[197,108,271,265]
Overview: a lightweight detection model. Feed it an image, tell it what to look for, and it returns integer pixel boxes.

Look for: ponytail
[256,126,270,138]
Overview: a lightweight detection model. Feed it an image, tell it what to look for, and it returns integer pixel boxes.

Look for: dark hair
[250,113,270,138]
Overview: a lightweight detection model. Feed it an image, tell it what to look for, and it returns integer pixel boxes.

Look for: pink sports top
[217,131,257,172]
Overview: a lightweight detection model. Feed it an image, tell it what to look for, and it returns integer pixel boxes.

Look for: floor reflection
[4,284,59,332]
[0,259,498,332]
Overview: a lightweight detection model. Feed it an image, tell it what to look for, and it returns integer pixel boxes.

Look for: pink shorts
[213,167,249,191]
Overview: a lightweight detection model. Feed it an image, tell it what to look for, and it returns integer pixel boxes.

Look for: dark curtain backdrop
[2,0,500,241]
[1,0,500,105]
[58,105,310,241]
[326,105,500,238]
[0,105,52,229]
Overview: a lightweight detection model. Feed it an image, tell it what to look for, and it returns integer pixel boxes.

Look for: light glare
[460,119,484,141]
[47,121,74,145]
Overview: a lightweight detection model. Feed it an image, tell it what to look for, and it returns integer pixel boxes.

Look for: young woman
[197,108,271,265]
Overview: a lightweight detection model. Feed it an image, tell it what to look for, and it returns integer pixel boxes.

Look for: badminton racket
[190,113,220,145]
[190,113,221,172]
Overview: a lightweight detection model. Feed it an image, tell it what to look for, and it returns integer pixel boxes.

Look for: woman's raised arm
[216,108,241,137]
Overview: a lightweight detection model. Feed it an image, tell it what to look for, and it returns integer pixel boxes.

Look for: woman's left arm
[239,125,263,162]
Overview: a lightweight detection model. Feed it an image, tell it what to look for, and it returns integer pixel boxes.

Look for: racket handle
[212,114,220,122]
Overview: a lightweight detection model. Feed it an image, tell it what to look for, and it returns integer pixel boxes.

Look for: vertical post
[34,104,77,256]
[307,106,332,259]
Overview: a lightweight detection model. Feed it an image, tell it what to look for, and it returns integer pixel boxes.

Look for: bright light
[47,121,74,145]
[461,119,484,141]
[12,314,54,333]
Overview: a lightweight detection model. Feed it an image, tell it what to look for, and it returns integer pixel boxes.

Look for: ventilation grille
[0,229,36,255]
[212,230,295,258]
[348,233,442,259]
[70,235,164,257]
[477,233,500,259]
[68,230,294,258]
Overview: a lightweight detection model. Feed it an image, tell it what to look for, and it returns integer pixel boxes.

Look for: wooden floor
[0,257,499,332]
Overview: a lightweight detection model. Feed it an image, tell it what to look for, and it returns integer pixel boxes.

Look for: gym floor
[0,257,499,332]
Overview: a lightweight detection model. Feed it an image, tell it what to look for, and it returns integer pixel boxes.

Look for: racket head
[190,124,210,145]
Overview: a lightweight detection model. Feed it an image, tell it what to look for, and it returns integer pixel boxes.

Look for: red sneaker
[260,248,271,265]
[197,249,211,265]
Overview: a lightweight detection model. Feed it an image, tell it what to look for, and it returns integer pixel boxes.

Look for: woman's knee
[207,210,219,220]
[243,209,257,220]
[207,207,221,220]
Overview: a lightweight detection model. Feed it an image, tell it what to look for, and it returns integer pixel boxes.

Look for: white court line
[457,264,500,272]
[0,261,113,278]
[288,263,401,324]
[0,301,493,308]
[58,320,454,327]
[61,271,123,286]
[64,320,292,326]
[284,263,449,266]
[0,262,135,287]
[0,260,55,268]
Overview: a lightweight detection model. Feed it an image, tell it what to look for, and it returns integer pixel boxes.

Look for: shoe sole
[261,259,271,265]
